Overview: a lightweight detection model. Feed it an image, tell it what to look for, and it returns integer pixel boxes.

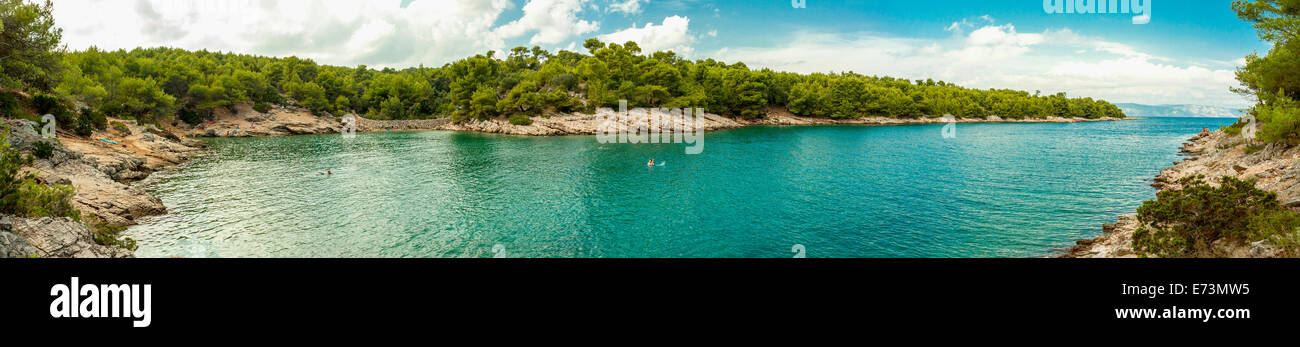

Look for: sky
[51,0,1269,108]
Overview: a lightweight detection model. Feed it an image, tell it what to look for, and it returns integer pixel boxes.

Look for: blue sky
[53,0,1267,107]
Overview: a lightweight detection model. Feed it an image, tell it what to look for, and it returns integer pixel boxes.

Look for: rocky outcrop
[169,103,340,138]
[0,216,133,258]
[1065,130,1300,258]
[0,117,200,258]
[1063,215,1140,258]
[4,119,195,227]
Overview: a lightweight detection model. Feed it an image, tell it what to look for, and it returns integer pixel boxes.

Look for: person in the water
[318,170,332,175]
[648,158,655,167]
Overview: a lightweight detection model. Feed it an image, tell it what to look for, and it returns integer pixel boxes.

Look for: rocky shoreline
[1,118,202,258]
[1063,129,1300,258]
[173,104,1135,139]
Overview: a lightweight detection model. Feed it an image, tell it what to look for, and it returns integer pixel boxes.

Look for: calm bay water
[125,117,1234,258]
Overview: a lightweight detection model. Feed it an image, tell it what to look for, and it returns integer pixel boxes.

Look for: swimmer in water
[648,158,655,167]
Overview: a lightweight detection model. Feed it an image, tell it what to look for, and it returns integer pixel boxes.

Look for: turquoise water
[125,117,1235,258]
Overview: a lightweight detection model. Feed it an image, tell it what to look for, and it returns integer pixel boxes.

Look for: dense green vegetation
[1233,0,1300,143]
[0,0,62,92]
[1134,176,1300,257]
[48,40,1124,126]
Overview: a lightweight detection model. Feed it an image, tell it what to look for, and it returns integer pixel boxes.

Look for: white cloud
[967,24,1042,47]
[494,0,599,45]
[713,21,1250,107]
[607,0,646,15]
[53,0,517,68]
[601,15,694,55]
[944,15,996,35]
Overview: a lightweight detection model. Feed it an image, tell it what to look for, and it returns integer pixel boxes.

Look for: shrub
[253,102,271,113]
[508,114,533,126]
[1254,98,1300,144]
[0,126,78,220]
[31,141,54,159]
[1246,209,1300,243]
[178,108,204,125]
[32,93,61,115]
[0,128,32,214]
[14,179,77,219]
[76,107,107,135]
[110,121,131,135]
[0,93,24,118]
[1222,120,1245,136]
[1134,175,1300,257]
[88,217,137,252]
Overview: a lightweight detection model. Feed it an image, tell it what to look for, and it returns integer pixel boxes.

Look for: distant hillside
[1116,103,1245,118]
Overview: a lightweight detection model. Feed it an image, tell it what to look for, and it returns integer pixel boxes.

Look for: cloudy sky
[52,0,1266,107]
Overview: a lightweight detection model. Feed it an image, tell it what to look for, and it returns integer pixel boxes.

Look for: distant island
[1115,103,1246,118]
